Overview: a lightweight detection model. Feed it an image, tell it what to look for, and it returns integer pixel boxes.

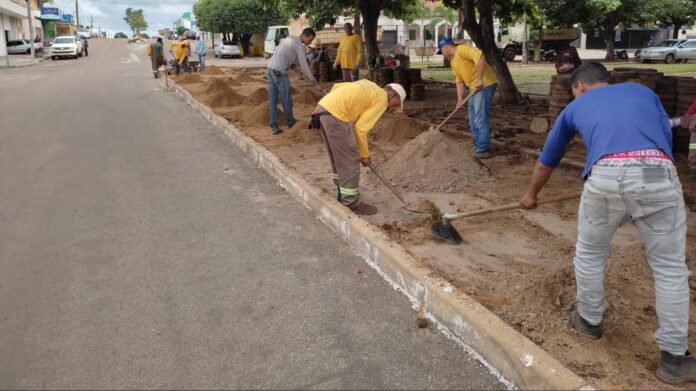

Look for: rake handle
[367,162,406,204]
[443,193,581,222]
[434,90,476,132]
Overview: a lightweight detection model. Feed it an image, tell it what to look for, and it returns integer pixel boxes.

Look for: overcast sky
[50,0,195,35]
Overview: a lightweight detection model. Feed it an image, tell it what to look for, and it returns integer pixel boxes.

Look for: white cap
[386,83,406,113]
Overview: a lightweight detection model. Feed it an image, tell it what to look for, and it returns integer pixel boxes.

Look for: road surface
[0,39,504,389]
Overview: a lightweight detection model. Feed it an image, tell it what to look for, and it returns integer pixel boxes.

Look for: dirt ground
[173,65,696,390]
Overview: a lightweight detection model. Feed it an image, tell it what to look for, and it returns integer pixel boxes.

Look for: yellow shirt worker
[438,37,498,158]
[333,22,363,82]
[311,80,406,216]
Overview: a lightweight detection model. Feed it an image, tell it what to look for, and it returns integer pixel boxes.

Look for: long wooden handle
[367,163,406,204]
[434,90,476,132]
[443,192,581,221]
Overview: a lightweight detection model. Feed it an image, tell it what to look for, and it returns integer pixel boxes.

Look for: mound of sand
[381,129,490,192]
[177,73,203,85]
[201,66,225,75]
[371,116,429,144]
[294,90,319,105]
[201,90,245,108]
[196,78,233,95]
[233,104,285,127]
[246,87,268,104]
[282,122,322,144]
[235,74,258,83]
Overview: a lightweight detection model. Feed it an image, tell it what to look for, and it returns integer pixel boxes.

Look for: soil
[201,65,225,75]
[174,68,696,390]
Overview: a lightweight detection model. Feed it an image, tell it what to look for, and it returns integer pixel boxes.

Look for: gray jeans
[575,165,688,355]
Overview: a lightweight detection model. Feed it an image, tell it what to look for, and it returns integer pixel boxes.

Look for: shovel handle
[434,90,476,132]
[367,162,407,204]
[443,192,581,221]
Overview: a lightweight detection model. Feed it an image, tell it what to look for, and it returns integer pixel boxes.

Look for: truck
[496,24,580,61]
[264,25,349,57]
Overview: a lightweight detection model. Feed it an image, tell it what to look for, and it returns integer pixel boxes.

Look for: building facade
[1,0,29,57]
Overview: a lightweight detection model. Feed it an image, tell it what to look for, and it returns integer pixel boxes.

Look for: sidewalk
[0,54,46,69]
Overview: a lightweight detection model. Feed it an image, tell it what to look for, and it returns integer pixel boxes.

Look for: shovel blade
[429,220,463,245]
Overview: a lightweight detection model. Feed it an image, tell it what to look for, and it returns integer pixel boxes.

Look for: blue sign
[62,13,73,24]
[41,6,62,21]
[190,20,197,29]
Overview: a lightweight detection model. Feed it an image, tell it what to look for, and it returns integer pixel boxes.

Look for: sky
[50,0,195,35]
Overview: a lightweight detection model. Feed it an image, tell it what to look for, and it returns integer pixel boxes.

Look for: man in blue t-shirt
[520,62,692,385]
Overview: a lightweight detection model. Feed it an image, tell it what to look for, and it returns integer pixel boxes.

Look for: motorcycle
[614,49,629,60]
[634,49,643,62]
[540,48,557,62]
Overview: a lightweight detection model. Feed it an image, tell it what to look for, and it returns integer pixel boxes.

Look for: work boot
[474,150,492,159]
[656,351,696,385]
[287,119,297,129]
[271,125,283,135]
[351,203,378,216]
[571,310,602,340]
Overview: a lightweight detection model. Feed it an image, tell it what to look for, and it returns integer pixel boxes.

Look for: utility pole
[26,0,35,57]
[75,0,79,28]
[90,15,93,36]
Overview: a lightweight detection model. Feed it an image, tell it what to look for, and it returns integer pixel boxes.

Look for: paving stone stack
[394,68,410,97]
[319,61,332,82]
[657,76,679,117]
[410,83,425,100]
[676,77,696,115]
[374,67,394,87]
[548,74,573,123]
[407,68,422,84]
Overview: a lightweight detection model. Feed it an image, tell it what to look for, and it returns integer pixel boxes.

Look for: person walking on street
[334,23,362,82]
[267,27,322,135]
[196,35,206,72]
[310,80,406,215]
[150,37,166,79]
[82,39,89,57]
[437,37,498,158]
[520,62,694,385]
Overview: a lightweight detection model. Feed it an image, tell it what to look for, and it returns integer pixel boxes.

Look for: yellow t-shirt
[335,33,363,70]
[318,80,388,158]
[169,41,184,60]
[450,44,497,90]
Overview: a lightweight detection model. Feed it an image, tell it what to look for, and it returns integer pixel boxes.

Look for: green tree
[114,32,128,38]
[141,33,150,39]
[428,5,458,38]
[646,0,696,39]
[158,28,171,37]
[175,26,188,36]
[123,8,148,36]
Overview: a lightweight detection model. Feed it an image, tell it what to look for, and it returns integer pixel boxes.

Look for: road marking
[121,53,141,64]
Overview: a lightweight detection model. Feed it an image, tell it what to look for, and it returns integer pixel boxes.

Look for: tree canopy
[114,32,128,39]
[123,8,148,36]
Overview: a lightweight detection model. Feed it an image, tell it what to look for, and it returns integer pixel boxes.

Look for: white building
[1,0,29,57]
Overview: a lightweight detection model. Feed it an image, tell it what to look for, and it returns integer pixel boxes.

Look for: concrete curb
[0,57,46,69]
[165,80,592,390]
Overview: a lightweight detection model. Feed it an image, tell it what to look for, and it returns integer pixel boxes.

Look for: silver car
[214,41,241,58]
[641,39,687,63]
[6,39,43,54]
[675,39,696,63]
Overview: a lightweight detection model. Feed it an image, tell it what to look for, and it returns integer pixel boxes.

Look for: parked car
[675,39,696,63]
[6,39,43,54]
[50,36,83,59]
[641,39,687,63]
[214,41,241,58]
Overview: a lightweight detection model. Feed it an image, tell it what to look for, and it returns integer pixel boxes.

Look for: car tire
[78,51,83,58]
[665,53,675,64]
[503,47,517,62]
[51,56,56,60]
[26,49,31,54]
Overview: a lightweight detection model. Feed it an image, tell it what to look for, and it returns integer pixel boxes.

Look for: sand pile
[246,87,269,104]
[231,104,284,126]
[372,116,429,144]
[201,90,245,109]
[196,78,233,95]
[382,129,490,192]
[201,66,225,75]
[294,90,320,105]
[283,123,322,144]
[177,73,203,85]
[236,74,258,83]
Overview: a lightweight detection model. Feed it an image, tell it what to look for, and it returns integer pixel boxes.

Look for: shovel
[428,90,477,133]
[430,192,582,244]
[367,162,431,214]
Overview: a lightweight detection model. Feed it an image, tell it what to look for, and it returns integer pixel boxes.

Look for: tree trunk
[240,33,252,57]
[354,12,368,68]
[672,22,683,39]
[602,30,615,61]
[456,8,465,39]
[461,0,521,104]
[359,0,381,60]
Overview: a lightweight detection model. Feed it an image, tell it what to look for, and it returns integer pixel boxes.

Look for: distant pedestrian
[150,37,166,79]
[266,27,322,135]
[82,39,89,57]
[196,35,206,72]
[334,22,363,82]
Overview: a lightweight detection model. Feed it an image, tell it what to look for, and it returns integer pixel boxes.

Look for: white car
[214,41,241,58]
[50,36,83,59]
[641,39,687,63]
[6,39,43,54]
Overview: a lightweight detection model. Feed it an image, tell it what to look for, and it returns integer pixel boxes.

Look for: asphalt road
[0,39,504,389]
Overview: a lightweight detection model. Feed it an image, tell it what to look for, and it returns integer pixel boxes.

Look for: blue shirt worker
[520,62,693,386]
[266,27,322,135]
[195,35,206,72]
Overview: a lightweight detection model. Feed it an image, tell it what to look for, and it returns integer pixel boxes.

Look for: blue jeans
[267,68,294,128]
[468,83,496,152]
[576,165,688,355]
[198,53,206,71]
